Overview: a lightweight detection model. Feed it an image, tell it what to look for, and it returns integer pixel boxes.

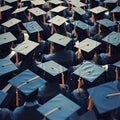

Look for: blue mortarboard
[102,31,120,46]
[0,57,18,77]
[104,0,118,4]
[0,32,17,46]
[96,18,117,28]
[88,81,120,114]
[23,21,43,34]
[37,93,81,120]
[73,61,105,83]
[8,69,47,96]
[0,91,7,106]
[111,6,120,13]
[113,61,120,68]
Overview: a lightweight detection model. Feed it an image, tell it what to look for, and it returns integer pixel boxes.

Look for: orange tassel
[62,73,65,89]
[85,0,88,3]
[3,1,6,5]
[118,24,120,33]
[115,67,119,80]
[92,13,95,24]
[49,42,53,54]
[51,24,54,34]
[74,27,77,37]
[67,0,70,9]
[43,15,46,24]
[87,96,93,110]
[77,78,81,93]
[0,4,2,20]
[77,49,81,59]
[15,53,19,65]
[48,3,51,9]
[108,44,111,57]
[112,12,116,22]
[4,26,6,33]
[27,12,31,21]
[98,24,101,35]
[87,28,90,37]
[16,89,19,106]
[37,32,41,43]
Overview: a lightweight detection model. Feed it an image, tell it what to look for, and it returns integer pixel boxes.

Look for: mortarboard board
[102,31,120,46]
[0,5,12,12]
[0,32,17,46]
[117,21,120,32]
[0,91,7,106]
[79,110,97,120]
[74,38,101,53]
[4,0,18,3]
[8,69,47,105]
[37,60,67,88]
[111,6,120,13]
[47,0,63,5]
[30,0,45,6]
[48,33,72,47]
[48,15,68,26]
[50,5,67,13]
[12,6,28,14]
[73,61,105,87]
[104,0,118,4]
[73,7,86,16]
[70,0,86,8]
[23,21,43,42]
[37,93,80,120]
[88,80,120,114]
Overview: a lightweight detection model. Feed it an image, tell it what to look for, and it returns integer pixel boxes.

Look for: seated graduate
[0,90,14,120]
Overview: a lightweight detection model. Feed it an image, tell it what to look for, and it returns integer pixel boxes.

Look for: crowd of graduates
[0,0,120,120]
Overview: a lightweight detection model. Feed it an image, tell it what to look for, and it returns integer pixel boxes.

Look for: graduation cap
[30,0,45,7]
[12,6,28,14]
[47,33,72,53]
[47,0,63,8]
[37,60,68,88]
[1,18,21,33]
[88,80,120,114]
[28,7,46,24]
[102,31,120,56]
[74,38,101,60]
[0,91,7,107]
[4,0,18,3]
[8,69,47,106]
[0,32,17,46]
[37,93,80,120]
[113,61,120,80]
[70,0,86,8]
[89,6,108,24]
[117,21,120,32]
[0,5,12,20]
[73,61,105,88]
[0,57,18,89]
[23,21,43,42]
[13,40,39,64]
[79,110,97,120]
[111,6,120,21]
[73,7,86,16]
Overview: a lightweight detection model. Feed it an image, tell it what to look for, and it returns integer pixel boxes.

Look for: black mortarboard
[37,93,80,120]
[79,110,97,120]
[48,33,72,47]
[73,61,105,88]
[88,81,120,114]
[102,31,120,46]
[0,32,17,45]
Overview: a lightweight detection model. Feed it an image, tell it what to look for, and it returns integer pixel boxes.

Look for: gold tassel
[48,3,51,9]
[0,4,2,20]
[67,0,70,9]
[98,24,101,35]
[92,13,95,24]
[118,24,120,33]
[93,53,97,63]
[74,27,77,37]
[108,44,111,57]
[62,73,65,89]
[15,53,19,65]
[115,67,119,80]
[77,78,81,93]
[77,49,81,59]
[43,15,46,24]
[112,12,116,22]
[3,1,6,5]
[49,42,53,54]
[37,32,41,43]
[87,96,93,110]
[85,0,88,3]
[27,11,31,21]
[87,28,90,37]
[16,89,19,106]
[51,24,54,34]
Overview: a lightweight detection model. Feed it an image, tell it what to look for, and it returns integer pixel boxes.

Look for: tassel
[67,0,70,9]
[112,12,116,22]
[77,78,81,93]
[104,3,106,8]
[16,89,19,106]
[92,13,95,24]
[98,24,101,35]
[43,15,46,24]
[15,52,19,65]
[71,8,74,19]
[87,96,93,110]
[0,4,2,20]
[74,27,77,37]
[87,28,90,37]
[27,11,31,21]
[77,49,81,59]
[49,42,53,54]
[4,26,6,33]
[3,1,6,5]
[115,67,119,80]
[30,2,34,8]
[85,0,88,3]
[51,24,54,34]
[93,53,97,63]
[62,73,65,89]
[37,32,41,43]
[108,44,111,57]
[118,24,120,33]
[48,3,51,9]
